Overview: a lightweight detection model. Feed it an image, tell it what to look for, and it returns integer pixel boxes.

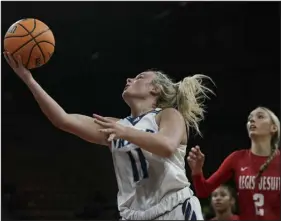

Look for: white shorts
[121,196,204,220]
[154,196,204,220]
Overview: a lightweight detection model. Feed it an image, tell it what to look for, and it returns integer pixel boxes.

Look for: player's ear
[150,85,161,96]
[271,124,278,133]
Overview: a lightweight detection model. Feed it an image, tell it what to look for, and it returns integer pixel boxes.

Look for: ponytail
[176,74,215,136]
[151,71,215,136]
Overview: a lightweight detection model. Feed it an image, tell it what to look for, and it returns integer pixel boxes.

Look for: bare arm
[25,78,119,146]
[4,52,118,146]
[122,108,186,157]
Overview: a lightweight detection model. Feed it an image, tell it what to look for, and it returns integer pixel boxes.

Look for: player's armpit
[59,114,119,146]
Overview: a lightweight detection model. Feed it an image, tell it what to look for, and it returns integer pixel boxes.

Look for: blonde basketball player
[4,52,214,220]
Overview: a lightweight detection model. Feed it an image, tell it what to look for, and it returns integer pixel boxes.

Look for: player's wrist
[23,75,35,86]
[120,125,134,140]
[191,169,203,176]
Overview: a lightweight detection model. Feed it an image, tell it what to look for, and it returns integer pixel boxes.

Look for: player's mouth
[213,202,223,208]
[249,125,257,130]
[124,84,130,91]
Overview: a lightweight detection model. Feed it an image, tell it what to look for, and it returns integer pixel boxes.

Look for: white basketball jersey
[110,108,193,220]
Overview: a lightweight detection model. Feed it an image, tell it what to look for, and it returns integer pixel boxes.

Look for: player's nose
[249,118,255,124]
[126,78,133,84]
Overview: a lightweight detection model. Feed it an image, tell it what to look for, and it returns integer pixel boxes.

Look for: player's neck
[129,101,156,118]
[251,138,271,156]
[215,209,233,220]
[130,105,155,118]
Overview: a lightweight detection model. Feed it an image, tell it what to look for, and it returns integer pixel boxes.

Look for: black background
[2,1,280,220]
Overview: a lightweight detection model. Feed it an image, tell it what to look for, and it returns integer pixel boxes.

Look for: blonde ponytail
[176,74,215,136]
[151,70,215,136]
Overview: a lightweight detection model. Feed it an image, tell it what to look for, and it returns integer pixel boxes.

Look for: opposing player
[187,107,280,220]
[4,52,214,220]
[210,185,239,220]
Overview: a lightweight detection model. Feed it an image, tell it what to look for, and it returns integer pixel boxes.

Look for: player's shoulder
[159,107,181,115]
[155,108,185,129]
[228,149,249,159]
[157,107,184,121]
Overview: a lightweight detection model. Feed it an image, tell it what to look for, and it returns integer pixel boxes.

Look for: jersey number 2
[127,148,148,182]
[253,193,264,216]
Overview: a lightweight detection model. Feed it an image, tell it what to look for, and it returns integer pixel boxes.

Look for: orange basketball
[4,18,55,69]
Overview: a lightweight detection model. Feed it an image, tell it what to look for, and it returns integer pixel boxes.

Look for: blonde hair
[256,107,280,179]
[150,70,215,136]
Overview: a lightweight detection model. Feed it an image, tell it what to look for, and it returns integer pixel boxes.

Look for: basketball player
[4,52,214,220]
[187,107,280,220]
[210,185,239,220]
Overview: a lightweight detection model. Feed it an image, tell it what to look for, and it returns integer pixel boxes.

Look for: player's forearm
[192,168,233,198]
[24,77,68,127]
[122,128,175,157]
[192,173,213,198]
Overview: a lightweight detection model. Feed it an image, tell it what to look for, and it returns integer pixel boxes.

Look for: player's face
[122,71,157,99]
[247,108,277,138]
[211,186,233,213]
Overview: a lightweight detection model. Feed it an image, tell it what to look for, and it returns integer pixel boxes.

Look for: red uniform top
[192,149,280,220]
[210,214,240,220]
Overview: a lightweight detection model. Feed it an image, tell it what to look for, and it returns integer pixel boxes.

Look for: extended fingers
[107,133,116,142]
[188,150,197,161]
[4,51,18,68]
[99,128,114,134]
[188,146,204,160]
[3,51,13,67]
[93,114,111,123]
[16,54,24,68]
[191,146,204,157]
[94,119,111,127]
[3,51,9,63]
[187,156,195,163]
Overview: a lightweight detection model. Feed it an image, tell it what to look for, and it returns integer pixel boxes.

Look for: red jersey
[192,149,280,220]
[211,214,240,220]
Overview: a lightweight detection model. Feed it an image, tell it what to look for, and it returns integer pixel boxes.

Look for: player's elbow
[52,114,71,131]
[161,139,178,158]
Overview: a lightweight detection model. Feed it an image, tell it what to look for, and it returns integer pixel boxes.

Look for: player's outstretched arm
[187,147,237,197]
[4,52,117,146]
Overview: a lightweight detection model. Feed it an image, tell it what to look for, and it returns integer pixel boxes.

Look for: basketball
[4,18,55,69]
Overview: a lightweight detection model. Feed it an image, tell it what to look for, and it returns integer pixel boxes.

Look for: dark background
[2,1,280,220]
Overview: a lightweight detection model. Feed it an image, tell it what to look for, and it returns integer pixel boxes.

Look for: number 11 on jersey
[127,148,148,183]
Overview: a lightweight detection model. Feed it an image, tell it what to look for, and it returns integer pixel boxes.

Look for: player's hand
[93,114,127,142]
[187,145,205,175]
[3,51,32,82]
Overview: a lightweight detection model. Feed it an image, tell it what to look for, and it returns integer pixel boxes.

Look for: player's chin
[122,90,133,101]
[248,131,261,138]
[213,204,226,211]
[122,90,129,98]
